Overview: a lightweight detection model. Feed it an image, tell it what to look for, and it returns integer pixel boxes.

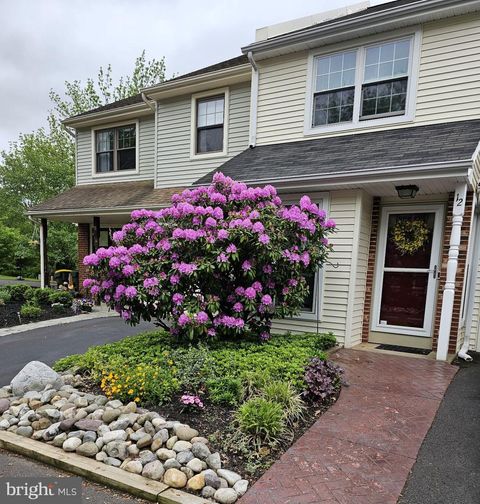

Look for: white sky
[0,0,391,151]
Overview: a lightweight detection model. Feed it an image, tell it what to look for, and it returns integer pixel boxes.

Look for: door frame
[371,203,445,338]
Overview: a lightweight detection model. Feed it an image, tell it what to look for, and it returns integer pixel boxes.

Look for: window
[313,51,356,126]
[95,124,136,173]
[196,95,225,153]
[361,39,410,119]
[308,33,417,133]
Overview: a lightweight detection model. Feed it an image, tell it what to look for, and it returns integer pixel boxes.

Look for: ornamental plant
[82,173,335,341]
[303,357,344,404]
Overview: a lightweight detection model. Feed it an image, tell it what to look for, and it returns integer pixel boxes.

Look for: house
[29,0,480,361]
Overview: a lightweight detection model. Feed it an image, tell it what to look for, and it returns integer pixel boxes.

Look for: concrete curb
[0,431,208,504]
[0,310,118,338]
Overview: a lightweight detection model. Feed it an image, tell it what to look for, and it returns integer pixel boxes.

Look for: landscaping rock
[172,440,192,452]
[191,436,209,445]
[104,457,122,467]
[83,431,97,443]
[102,409,121,423]
[233,480,249,496]
[151,438,163,452]
[124,460,143,475]
[181,466,194,480]
[206,452,222,470]
[41,389,57,403]
[127,444,140,458]
[105,441,128,460]
[11,362,63,396]
[186,458,203,473]
[95,452,108,463]
[214,488,238,504]
[202,486,216,498]
[166,436,178,449]
[142,460,164,480]
[175,424,199,441]
[59,418,76,431]
[0,399,10,414]
[136,434,152,449]
[43,422,61,441]
[105,400,123,409]
[192,442,211,460]
[156,448,176,461]
[163,468,187,488]
[153,428,169,444]
[63,437,82,452]
[53,433,68,447]
[102,430,128,443]
[204,470,222,489]
[176,450,194,465]
[217,469,242,486]
[0,419,9,430]
[74,419,103,431]
[109,418,130,431]
[16,426,33,437]
[76,442,99,457]
[187,473,205,491]
[32,418,51,431]
[164,458,181,470]
[139,450,157,465]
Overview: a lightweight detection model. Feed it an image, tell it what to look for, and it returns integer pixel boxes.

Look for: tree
[0,51,166,276]
[82,174,335,341]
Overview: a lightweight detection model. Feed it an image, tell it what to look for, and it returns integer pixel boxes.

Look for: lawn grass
[0,274,39,282]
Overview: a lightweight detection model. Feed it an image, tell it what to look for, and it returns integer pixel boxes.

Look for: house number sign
[453,185,467,216]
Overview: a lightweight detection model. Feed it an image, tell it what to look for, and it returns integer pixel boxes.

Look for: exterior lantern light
[395,185,419,199]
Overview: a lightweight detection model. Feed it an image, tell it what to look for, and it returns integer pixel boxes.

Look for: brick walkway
[240,349,458,504]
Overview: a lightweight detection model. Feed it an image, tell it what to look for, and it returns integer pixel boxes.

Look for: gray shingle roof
[68,55,248,119]
[195,120,480,185]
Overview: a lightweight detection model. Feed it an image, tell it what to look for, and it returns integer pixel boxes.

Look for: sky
[0,0,391,152]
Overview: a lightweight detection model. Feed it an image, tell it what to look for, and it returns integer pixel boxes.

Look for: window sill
[189,150,228,161]
[91,169,139,178]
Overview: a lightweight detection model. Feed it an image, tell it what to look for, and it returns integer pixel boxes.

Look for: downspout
[141,92,156,111]
[458,195,479,361]
[247,51,259,148]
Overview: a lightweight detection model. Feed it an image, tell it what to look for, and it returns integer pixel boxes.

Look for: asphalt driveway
[399,353,480,504]
[0,317,155,385]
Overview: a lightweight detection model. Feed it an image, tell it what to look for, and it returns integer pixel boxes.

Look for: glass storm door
[373,205,444,337]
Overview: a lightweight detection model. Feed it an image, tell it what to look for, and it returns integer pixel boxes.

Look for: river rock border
[0,362,248,504]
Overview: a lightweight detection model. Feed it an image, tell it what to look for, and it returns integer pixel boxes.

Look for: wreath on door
[391,218,430,255]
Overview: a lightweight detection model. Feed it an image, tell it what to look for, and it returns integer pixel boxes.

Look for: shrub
[237,397,285,446]
[170,344,215,393]
[261,381,305,424]
[303,357,343,404]
[20,303,42,319]
[0,289,12,305]
[48,290,73,306]
[313,332,336,352]
[4,284,33,302]
[100,358,179,405]
[207,376,243,406]
[241,370,269,399]
[82,173,335,341]
[32,288,54,306]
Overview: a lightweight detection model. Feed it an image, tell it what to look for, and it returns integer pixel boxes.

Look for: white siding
[272,190,359,345]
[469,256,480,351]
[255,13,480,145]
[156,83,250,188]
[76,115,155,185]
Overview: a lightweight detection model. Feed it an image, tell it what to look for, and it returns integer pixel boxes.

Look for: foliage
[72,298,94,314]
[261,381,305,425]
[48,290,74,306]
[170,345,215,394]
[313,332,336,352]
[241,370,270,399]
[3,284,34,302]
[20,303,42,319]
[0,51,166,276]
[83,173,335,341]
[207,376,243,406]
[0,289,11,305]
[54,330,331,391]
[31,288,54,306]
[100,359,179,406]
[303,357,344,404]
[236,398,286,447]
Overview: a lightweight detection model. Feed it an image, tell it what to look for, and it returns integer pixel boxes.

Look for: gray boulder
[11,362,64,396]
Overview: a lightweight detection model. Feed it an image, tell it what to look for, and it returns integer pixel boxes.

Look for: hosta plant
[82,172,335,341]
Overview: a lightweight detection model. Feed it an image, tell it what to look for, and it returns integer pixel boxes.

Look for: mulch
[0,301,75,328]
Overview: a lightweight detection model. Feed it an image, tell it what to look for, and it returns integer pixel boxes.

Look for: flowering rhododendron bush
[83,173,335,341]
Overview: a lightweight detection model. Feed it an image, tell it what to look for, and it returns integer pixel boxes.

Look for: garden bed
[0,301,74,328]
[54,330,343,487]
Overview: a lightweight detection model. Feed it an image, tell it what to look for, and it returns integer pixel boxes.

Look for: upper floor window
[95,124,136,173]
[308,34,417,133]
[196,95,225,153]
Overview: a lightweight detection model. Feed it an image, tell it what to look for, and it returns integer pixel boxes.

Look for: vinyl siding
[76,115,155,185]
[469,256,480,351]
[272,190,358,345]
[156,83,250,188]
[255,13,480,145]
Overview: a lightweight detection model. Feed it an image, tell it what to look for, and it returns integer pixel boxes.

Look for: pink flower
[195,311,209,324]
[245,287,256,300]
[205,217,217,228]
[83,254,100,266]
[178,313,191,326]
[121,310,131,320]
[172,293,184,305]
[109,257,121,268]
[233,302,243,312]
[252,281,263,292]
[259,234,270,244]
[170,274,180,285]
[252,221,265,233]
[217,229,229,240]
[242,260,252,271]
[82,278,95,288]
[122,265,135,277]
[125,286,137,299]
[217,252,228,263]
[261,294,273,306]
[226,244,237,254]
[143,277,159,288]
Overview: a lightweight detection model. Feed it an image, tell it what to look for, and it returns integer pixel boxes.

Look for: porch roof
[27,181,184,219]
[195,119,480,188]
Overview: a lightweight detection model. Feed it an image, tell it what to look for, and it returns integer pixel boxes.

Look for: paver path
[240,348,457,504]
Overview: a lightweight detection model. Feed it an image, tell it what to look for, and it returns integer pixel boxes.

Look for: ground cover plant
[55,329,342,479]
[0,284,76,327]
[82,173,335,341]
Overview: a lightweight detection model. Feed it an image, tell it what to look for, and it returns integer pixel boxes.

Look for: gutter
[247,52,259,148]
[242,0,480,55]
[141,92,156,111]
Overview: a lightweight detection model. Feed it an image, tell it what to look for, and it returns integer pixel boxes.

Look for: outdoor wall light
[395,185,419,199]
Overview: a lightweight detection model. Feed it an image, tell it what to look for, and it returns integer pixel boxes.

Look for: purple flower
[143,277,159,288]
[226,244,237,254]
[217,252,228,263]
[261,294,273,306]
[263,264,273,274]
[235,286,245,296]
[122,265,135,277]
[195,311,209,324]
[121,310,131,320]
[205,217,217,228]
[172,293,184,305]
[109,257,121,268]
[125,286,137,299]
[83,254,100,266]
[207,328,216,337]
[177,262,197,275]
[233,302,243,312]
[242,260,252,271]
[260,331,271,341]
[245,287,256,300]
[259,234,270,244]
[82,278,95,288]
[325,219,336,228]
[170,274,180,285]
[252,221,265,233]
[178,313,191,326]
[90,285,100,296]
[112,230,125,242]
[217,229,229,240]
[252,281,263,292]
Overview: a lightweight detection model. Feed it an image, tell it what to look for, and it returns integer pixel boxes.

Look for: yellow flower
[128,389,134,394]
[134,397,140,403]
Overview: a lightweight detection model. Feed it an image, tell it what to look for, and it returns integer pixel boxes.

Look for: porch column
[92,216,101,252]
[39,218,48,289]
[437,183,468,361]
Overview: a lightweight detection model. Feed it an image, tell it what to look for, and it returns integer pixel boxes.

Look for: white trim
[153,101,158,189]
[90,119,140,178]
[303,28,421,136]
[39,224,45,289]
[189,88,229,160]
[371,203,445,338]
[282,191,329,322]
[248,60,259,147]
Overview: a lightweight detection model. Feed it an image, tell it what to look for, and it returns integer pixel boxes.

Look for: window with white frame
[196,95,225,153]
[309,35,416,131]
[95,124,136,173]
